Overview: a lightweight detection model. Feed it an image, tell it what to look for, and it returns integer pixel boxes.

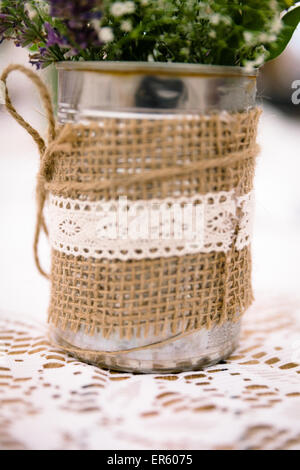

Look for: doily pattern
[0,298,300,450]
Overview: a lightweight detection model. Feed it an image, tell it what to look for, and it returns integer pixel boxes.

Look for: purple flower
[69,23,101,49]
[30,59,42,70]
[47,1,102,50]
[0,0,104,67]
[49,0,102,21]
[45,22,67,47]
[39,47,47,56]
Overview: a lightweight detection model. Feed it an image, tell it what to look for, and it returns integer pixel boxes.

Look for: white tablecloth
[1,298,300,450]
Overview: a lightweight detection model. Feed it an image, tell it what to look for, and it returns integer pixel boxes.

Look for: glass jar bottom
[51,320,241,373]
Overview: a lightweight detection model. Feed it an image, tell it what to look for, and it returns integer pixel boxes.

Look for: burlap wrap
[1,65,261,345]
[46,110,260,340]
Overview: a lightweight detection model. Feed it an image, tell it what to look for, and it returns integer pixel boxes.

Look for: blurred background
[0,28,300,323]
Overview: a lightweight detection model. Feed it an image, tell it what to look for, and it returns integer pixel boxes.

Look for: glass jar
[50,62,258,373]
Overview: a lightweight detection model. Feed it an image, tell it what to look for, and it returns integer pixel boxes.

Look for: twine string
[1,64,56,279]
[1,64,56,155]
[40,136,259,194]
[49,312,243,358]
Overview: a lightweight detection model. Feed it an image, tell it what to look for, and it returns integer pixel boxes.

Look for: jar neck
[56,65,257,124]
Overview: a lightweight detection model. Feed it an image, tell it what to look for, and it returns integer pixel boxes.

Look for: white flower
[244,31,254,44]
[244,61,256,72]
[255,55,266,67]
[210,12,231,26]
[99,27,115,43]
[259,32,277,43]
[35,0,50,15]
[140,0,149,5]
[270,0,279,12]
[270,17,282,34]
[244,51,267,72]
[121,20,133,32]
[110,1,135,17]
[124,1,135,14]
[220,15,232,26]
[25,3,37,20]
[210,13,221,25]
[91,19,101,33]
[121,20,132,33]
[209,30,216,39]
[258,33,269,43]
[110,2,126,17]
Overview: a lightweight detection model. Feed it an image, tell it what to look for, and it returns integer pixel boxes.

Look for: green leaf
[278,0,296,7]
[29,44,39,52]
[284,0,297,7]
[266,6,300,62]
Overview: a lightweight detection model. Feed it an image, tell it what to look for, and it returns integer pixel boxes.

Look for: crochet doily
[47,190,254,261]
[1,297,300,450]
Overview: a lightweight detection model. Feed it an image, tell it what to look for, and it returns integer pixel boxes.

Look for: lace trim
[47,191,254,260]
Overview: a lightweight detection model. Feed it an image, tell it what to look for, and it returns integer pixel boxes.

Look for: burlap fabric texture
[1,65,261,345]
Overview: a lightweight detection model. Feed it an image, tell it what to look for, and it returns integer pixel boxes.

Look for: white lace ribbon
[46,190,254,260]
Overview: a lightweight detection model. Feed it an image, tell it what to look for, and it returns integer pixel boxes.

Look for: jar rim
[56,61,258,78]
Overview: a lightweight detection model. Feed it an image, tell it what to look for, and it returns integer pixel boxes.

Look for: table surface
[0,61,300,449]
[1,299,300,450]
